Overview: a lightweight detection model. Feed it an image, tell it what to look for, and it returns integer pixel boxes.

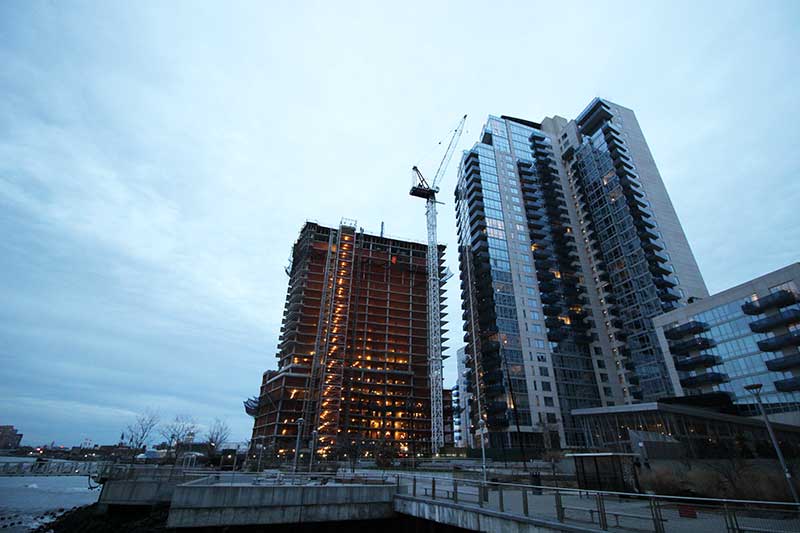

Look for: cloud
[1,1,798,445]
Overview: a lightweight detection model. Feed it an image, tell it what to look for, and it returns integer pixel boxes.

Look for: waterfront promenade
[90,465,800,532]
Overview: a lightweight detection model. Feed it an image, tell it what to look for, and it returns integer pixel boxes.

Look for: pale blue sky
[1,1,798,446]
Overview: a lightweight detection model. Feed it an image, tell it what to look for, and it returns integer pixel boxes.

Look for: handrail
[329,471,800,509]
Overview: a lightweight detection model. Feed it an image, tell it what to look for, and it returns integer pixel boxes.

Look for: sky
[1,1,798,447]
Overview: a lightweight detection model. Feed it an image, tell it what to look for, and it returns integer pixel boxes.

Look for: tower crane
[410,114,467,455]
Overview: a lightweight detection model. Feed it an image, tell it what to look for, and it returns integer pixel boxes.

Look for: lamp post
[744,383,800,505]
[252,436,265,473]
[293,418,304,474]
[478,419,487,485]
[308,430,318,473]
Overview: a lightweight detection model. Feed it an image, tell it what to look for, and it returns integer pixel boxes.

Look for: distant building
[246,220,448,459]
[654,263,800,426]
[0,426,23,449]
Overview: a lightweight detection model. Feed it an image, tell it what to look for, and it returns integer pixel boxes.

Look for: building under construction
[246,220,451,460]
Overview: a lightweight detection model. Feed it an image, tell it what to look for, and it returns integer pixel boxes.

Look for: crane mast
[409,114,466,455]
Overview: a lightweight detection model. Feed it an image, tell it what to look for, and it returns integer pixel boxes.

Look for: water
[0,458,100,532]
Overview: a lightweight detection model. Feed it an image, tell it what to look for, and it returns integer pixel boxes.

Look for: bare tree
[125,410,160,451]
[205,418,231,457]
[159,415,199,453]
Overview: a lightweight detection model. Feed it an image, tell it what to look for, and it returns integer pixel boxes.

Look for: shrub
[639,466,685,495]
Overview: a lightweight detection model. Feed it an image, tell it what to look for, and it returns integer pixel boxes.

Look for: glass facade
[457,116,604,449]
[656,266,800,423]
[458,100,708,451]
[677,284,800,417]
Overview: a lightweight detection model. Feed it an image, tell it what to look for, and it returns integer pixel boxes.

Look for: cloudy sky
[1,1,798,446]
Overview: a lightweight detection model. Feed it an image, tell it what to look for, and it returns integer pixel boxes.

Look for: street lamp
[252,436,265,473]
[744,383,800,505]
[308,430,318,473]
[293,418,305,474]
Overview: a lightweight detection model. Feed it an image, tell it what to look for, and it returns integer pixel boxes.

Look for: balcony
[680,372,729,389]
[487,415,510,428]
[674,354,722,371]
[749,308,800,333]
[481,339,500,352]
[659,287,681,302]
[540,292,559,305]
[545,317,563,329]
[664,320,710,340]
[577,99,613,135]
[765,352,800,372]
[487,401,508,414]
[654,276,679,289]
[774,377,800,393]
[757,331,800,352]
[485,383,505,397]
[646,250,669,265]
[543,305,562,317]
[742,290,799,315]
[483,370,503,384]
[482,355,501,371]
[670,336,717,355]
[649,262,674,277]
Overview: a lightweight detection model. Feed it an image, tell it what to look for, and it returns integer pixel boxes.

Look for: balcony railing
[749,308,800,333]
[670,336,717,355]
[765,353,800,372]
[674,354,722,371]
[775,376,800,393]
[664,320,710,340]
[680,372,729,389]
[757,331,800,352]
[742,289,799,315]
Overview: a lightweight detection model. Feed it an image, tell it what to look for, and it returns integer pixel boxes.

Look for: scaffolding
[310,221,358,454]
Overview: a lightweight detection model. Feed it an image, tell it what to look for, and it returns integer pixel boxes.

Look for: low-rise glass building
[653,263,800,425]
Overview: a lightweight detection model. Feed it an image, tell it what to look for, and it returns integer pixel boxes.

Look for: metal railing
[336,471,800,533]
[158,469,800,532]
[0,460,104,477]
[93,463,217,482]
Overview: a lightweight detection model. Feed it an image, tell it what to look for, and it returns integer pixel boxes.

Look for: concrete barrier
[98,479,179,507]
[167,482,397,528]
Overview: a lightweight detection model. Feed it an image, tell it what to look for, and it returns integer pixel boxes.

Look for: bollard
[453,480,458,503]
[479,483,484,508]
[596,493,608,530]
[498,484,504,512]
[522,488,529,517]
[650,499,665,533]
[555,490,564,522]
[432,477,436,500]
[413,476,417,497]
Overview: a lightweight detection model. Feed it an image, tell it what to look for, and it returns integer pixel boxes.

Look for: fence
[0,460,103,477]
[337,471,800,533]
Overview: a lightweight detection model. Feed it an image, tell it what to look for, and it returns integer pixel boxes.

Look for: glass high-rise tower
[456,98,707,449]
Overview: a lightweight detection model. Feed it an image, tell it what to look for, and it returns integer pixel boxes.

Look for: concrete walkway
[402,476,799,532]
